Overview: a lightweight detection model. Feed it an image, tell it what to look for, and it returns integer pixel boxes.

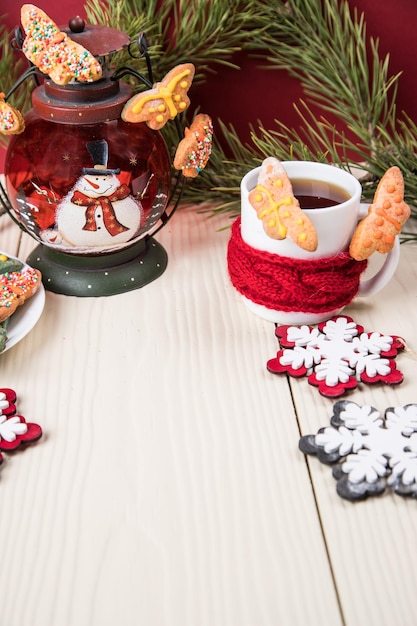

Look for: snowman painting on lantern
[55,139,143,251]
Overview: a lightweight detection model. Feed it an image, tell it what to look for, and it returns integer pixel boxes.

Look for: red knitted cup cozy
[227,217,368,314]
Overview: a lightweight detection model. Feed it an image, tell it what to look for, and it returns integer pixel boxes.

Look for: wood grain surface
[0,204,416,626]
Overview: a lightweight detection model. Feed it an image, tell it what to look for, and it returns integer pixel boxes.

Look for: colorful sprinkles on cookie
[0,255,32,351]
[0,93,25,135]
[0,267,42,322]
[21,4,102,85]
[174,113,213,178]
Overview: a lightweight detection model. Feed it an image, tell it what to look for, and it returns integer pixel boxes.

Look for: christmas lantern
[0,5,213,296]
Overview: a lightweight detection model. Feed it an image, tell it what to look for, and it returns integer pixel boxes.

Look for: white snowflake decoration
[267,316,404,397]
[299,401,417,500]
[0,414,28,442]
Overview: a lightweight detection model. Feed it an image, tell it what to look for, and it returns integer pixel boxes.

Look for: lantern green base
[26,237,168,297]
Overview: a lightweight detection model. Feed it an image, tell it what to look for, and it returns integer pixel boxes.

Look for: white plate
[1,253,46,353]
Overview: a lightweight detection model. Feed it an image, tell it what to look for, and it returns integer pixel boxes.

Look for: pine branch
[251,0,401,155]
[84,0,170,77]
[204,0,417,232]
[166,0,263,77]
[1,0,417,240]
[84,0,262,82]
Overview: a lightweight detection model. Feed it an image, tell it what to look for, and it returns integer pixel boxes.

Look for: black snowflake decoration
[300,400,417,501]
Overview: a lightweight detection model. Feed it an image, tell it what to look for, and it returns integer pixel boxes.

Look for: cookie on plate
[0,266,42,323]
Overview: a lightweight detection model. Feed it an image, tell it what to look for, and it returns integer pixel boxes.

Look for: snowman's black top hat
[82,139,120,176]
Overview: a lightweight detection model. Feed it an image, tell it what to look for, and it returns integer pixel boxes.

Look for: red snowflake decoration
[267,316,405,398]
[0,387,42,465]
[0,388,18,416]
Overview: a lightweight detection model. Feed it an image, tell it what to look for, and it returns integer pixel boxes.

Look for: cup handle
[356,202,400,297]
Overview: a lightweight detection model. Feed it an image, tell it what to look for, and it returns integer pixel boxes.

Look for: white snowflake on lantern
[267,316,405,397]
[299,401,417,501]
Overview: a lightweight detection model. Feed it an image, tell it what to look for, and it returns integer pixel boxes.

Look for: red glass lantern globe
[3,18,181,297]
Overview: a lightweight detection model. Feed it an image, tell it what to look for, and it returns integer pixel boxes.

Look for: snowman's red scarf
[71,184,130,236]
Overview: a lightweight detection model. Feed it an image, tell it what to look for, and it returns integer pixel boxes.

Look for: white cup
[237,161,400,325]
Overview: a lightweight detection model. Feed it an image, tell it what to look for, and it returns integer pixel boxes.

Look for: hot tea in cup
[227,159,404,325]
[291,179,351,210]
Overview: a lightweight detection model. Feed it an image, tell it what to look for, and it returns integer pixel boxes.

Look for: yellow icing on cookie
[132,69,191,118]
[256,184,293,239]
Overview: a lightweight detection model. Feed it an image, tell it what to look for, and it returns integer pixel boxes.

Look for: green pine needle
[1,0,417,241]
[84,0,263,81]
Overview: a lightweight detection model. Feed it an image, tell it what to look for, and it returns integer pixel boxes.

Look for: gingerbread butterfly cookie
[349,166,410,261]
[121,63,195,130]
[0,93,25,135]
[249,158,318,252]
[174,113,213,177]
[21,4,102,85]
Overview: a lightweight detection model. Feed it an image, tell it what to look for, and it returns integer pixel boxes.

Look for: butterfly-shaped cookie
[0,93,25,135]
[349,166,410,261]
[249,157,318,252]
[121,63,195,130]
[174,113,213,177]
[21,4,102,86]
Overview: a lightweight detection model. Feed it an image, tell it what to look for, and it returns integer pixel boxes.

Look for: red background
[2,1,417,171]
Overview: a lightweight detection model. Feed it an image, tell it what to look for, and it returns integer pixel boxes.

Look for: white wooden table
[0,204,417,626]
